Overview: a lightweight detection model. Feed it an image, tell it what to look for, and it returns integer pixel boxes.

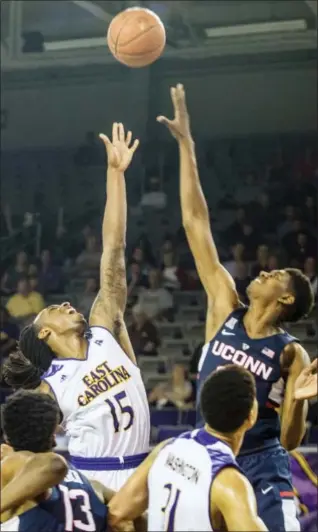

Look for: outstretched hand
[157,83,191,141]
[294,358,317,400]
[99,122,139,172]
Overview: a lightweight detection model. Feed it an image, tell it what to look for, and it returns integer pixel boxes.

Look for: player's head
[1,390,59,452]
[247,268,314,323]
[3,303,87,390]
[200,365,257,435]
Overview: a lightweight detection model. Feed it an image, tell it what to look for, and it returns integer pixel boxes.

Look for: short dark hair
[1,390,59,452]
[283,268,314,323]
[200,365,256,433]
[3,324,54,390]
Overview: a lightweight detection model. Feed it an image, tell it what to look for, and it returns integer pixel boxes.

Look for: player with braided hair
[3,124,150,491]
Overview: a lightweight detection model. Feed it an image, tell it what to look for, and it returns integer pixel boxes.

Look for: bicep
[212,468,268,532]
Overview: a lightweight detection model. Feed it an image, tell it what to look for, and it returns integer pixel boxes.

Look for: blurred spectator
[136,269,173,320]
[78,277,99,318]
[128,306,160,356]
[6,277,45,325]
[1,251,29,295]
[76,235,101,277]
[267,255,279,272]
[236,172,259,205]
[223,243,246,277]
[252,192,275,234]
[303,195,317,227]
[161,251,180,290]
[38,249,63,294]
[127,262,148,301]
[282,220,304,254]
[251,245,269,278]
[0,307,19,360]
[241,223,259,259]
[304,257,317,300]
[128,246,153,277]
[148,364,193,409]
[140,176,167,209]
[234,262,251,303]
[277,205,297,240]
[289,233,316,266]
[225,207,247,244]
[133,233,156,266]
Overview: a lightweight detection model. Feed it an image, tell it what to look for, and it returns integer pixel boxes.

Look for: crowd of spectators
[0,143,317,416]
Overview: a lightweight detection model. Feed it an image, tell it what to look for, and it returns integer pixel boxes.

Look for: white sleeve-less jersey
[148,428,241,532]
[42,326,150,458]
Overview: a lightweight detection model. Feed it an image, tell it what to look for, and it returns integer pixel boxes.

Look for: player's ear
[278,293,295,306]
[37,327,51,341]
[246,398,258,430]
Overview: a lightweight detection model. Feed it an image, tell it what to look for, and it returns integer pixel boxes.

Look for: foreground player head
[3,302,87,389]
[1,390,60,453]
[201,365,258,452]
[247,268,313,323]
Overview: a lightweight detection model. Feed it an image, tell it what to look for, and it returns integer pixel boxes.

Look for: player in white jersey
[108,365,268,532]
[3,123,150,490]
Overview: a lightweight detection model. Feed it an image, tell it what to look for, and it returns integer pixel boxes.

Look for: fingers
[126,130,132,147]
[157,116,173,128]
[130,138,139,154]
[99,133,111,147]
[310,357,318,372]
[118,123,125,143]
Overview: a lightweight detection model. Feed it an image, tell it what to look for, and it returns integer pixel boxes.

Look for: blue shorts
[237,446,300,532]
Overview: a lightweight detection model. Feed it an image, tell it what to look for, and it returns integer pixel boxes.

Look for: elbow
[280,428,305,452]
[48,454,68,483]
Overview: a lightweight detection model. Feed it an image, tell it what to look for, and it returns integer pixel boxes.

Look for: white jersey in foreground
[42,326,150,489]
[148,428,240,532]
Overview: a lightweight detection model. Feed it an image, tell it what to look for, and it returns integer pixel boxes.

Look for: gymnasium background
[1,1,317,529]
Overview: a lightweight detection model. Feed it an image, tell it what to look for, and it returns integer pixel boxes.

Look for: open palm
[99,122,139,172]
[294,358,317,400]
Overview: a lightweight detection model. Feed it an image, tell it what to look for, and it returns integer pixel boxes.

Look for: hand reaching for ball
[157,84,191,141]
[99,123,139,172]
[294,358,318,401]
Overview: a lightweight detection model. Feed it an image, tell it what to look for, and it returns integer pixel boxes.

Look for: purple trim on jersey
[69,451,148,471]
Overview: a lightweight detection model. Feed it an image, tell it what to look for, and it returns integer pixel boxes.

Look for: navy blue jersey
[39,463,108,532]
[196,308,297,453]
[1,507,62,532]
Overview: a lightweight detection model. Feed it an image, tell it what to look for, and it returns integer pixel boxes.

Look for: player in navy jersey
[1,390,111,532]
[157,84,315,531]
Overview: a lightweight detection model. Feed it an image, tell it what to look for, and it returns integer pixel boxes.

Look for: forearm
[1,454,67,513]
[281,399,308,450]
[178,137,220,266]
[179,137,209,223]
[103,168,127,249]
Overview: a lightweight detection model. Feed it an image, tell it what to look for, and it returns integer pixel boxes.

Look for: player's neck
[244,301,280,337]
[204,425,242,456]
[54,333,87,360]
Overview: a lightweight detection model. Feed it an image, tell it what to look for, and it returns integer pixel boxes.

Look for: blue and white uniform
[196,307,300,531]
[42,326,150,490]
[1,464,107,532]
[148,428,241,531]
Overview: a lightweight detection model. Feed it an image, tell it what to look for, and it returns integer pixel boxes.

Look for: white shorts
[79,467,136,491]
[70,451,149,491]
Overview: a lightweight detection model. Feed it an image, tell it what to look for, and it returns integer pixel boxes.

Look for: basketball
[107,7,166,68]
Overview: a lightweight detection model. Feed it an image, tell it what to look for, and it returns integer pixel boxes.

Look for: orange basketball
[107,7,166,68]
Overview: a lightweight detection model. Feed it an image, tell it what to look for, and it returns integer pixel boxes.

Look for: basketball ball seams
[115,40,165,57]
[106,7,166,67]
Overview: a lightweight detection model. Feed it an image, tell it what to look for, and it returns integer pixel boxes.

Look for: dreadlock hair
[3,323,54,390]
[282,268,314,323]
[1,389,59,452]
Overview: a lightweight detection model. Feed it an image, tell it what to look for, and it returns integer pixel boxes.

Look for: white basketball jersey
[43,326,150,458]
[148,429,240,532]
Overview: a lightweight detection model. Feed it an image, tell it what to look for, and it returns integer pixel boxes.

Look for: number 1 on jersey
[161,483,181,532]
[105,390,134,433]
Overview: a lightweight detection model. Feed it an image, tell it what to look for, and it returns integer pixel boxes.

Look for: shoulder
[31,291,44,302]
[1,452,29,486]
[211,466,253,505]
[281,341,310,374]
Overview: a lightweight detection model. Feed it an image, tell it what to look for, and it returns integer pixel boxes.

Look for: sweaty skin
[157,83,310,451]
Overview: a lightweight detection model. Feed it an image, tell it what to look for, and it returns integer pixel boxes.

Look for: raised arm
[280,343,310,450]
[157,85,239,341]
[212,467,268,531]
[89,123,139,363]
